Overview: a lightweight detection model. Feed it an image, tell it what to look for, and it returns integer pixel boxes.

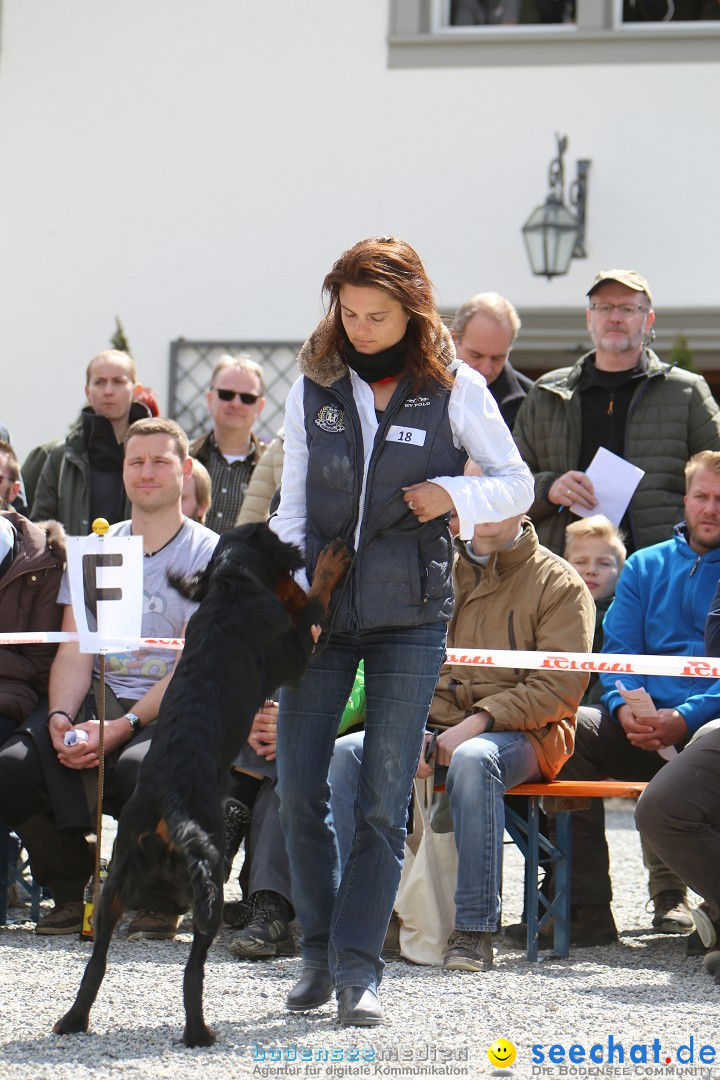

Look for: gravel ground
[1,801,717,1080]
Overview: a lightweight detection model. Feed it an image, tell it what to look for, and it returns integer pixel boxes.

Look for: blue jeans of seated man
[330,729,540,934]
[276,623,447,996]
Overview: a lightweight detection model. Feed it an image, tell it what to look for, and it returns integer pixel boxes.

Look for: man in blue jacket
[558,450,720,944]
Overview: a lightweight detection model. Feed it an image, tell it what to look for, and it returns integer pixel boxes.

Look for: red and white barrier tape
[0,632,184,649]
[0,633,718,679]
[444,648,720,680]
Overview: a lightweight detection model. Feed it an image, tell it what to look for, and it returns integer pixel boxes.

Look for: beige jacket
[429,520,595,779]
[236,430,285,525]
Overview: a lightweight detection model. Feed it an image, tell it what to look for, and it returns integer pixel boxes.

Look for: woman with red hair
[272,237,532,1025]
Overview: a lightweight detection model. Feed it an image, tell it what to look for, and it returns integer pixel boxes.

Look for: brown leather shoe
[570,903,618,946]
[127,909,180,940]
[35,901,84,936]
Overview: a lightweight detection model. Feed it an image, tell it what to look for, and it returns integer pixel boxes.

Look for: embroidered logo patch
[315,404,345,433]
[404,396,431,408]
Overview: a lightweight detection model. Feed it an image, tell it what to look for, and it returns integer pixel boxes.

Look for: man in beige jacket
[330,514,594,973]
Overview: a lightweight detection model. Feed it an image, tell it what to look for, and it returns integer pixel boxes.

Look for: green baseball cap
[587,269,652,305]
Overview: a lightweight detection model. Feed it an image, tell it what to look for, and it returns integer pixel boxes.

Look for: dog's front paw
[312,539,352,596]
[53,1007,90,1035]
[182,1022,217,1048]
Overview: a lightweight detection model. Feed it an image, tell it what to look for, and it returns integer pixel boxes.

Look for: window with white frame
[388,0,720,66]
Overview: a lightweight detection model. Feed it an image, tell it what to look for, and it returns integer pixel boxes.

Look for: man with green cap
[513,269,720,557]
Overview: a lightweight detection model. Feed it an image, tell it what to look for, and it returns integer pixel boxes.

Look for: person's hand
[416,730,436,779]
[402,482,455,523]
[55,717,131,770]
[435,711,492,767]
[547,471,597,510]
[247,701,278,760]
[623,707,687,752]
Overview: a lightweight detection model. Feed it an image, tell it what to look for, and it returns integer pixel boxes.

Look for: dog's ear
[274,573,308,619]
[251,522,305,577]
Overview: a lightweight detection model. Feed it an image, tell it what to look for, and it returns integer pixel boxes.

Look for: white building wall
[1,0,717,458]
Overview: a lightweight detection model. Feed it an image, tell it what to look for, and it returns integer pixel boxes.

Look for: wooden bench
[503,780,648,962]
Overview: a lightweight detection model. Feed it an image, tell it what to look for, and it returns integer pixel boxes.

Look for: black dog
[53,522,350,1047]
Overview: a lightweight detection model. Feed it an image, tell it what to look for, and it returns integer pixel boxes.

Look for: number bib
[386,425,427,447]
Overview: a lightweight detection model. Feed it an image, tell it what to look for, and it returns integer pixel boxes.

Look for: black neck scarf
[343,335,408,385]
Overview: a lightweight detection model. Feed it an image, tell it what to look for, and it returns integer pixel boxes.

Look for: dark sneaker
[686,929,705,957]
[569,904,618,946]
[127,909,180,941]
[704,948,720,978]
[651,890,693,933]
[35,901,84,936]
[692,902,720,948]
[504,921,553,949]
[506,905,618,949]
[381,912,401,961]
[222,898,253,930]
[227,890,294,958]
[223,798,252,883]
[443,930,493,971]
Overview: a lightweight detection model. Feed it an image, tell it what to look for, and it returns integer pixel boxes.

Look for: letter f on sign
[82,553,123,631]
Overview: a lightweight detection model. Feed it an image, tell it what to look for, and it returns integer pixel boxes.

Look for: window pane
[448,0,576,24]
[622,0,720,19]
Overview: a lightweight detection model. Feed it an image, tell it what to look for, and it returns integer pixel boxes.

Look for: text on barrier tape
[0,633,718,679]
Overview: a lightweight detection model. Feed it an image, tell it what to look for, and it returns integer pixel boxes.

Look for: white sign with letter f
[67,535,143,653]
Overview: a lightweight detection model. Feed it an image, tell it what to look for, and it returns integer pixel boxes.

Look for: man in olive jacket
[513,269,720,555]
[330,515,594,972]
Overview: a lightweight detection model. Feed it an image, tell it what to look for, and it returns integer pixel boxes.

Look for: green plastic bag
[337,660,365,735]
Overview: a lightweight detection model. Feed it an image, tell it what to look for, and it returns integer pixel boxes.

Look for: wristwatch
[124,712,142,736]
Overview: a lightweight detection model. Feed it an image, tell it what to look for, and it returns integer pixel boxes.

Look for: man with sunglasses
[190,355,267,535]
[513,270,720,557]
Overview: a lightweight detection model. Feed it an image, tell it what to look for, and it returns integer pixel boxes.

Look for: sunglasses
[212,388,260,404]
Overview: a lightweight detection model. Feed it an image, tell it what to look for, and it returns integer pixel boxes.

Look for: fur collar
[297,317,457,389]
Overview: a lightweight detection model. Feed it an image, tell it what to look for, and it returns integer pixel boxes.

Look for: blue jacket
[600,525,720,734]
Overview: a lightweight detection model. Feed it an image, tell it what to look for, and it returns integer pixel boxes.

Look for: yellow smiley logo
[488,1039,516,1068]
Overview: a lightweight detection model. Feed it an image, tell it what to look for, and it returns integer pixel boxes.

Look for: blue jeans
[276,624,447,995]
[331,729,540,935]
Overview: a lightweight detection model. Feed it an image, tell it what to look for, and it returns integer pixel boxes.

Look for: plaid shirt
[191,430,265,535]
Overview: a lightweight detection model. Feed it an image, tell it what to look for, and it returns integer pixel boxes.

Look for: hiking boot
[443,930,493,971]
[35,901,84,936]
[569,904,618,946]
[692,902,720,949]
[222,898,253,930]
[223,798,252,883]
[227,890,294,958]
[127,909,180,941]
[651,890,693,933]
[381,911,401,961]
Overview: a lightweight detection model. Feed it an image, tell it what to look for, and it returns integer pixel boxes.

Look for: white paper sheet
[615,679,678,761]
[570,446,644,526]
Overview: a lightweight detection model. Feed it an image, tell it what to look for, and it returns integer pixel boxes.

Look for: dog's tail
[166,814,220,934]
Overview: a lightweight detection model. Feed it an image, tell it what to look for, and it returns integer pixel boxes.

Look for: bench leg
[505,798,572,961]
[552,811,571,960]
